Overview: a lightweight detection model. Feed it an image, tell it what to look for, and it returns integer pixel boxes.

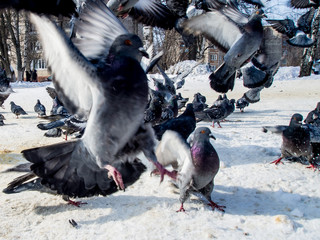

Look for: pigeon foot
[306,163,319,171]
[208,200,226,212]
[68,200,87,207]
[176,204,186,212]
[105,165,125,190]
[270,157,283,165]
[152,162,177,182]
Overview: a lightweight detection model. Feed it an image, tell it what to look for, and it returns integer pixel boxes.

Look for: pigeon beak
[209,133,216,140]
[139,47,149,58]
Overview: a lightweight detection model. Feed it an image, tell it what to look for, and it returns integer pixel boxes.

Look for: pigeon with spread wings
[6,0,175,200]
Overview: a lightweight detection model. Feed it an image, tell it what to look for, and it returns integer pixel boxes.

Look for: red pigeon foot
[105,164,125,190]
[208,200,226,212]
[68,200,87,207]
[270,157,283,165]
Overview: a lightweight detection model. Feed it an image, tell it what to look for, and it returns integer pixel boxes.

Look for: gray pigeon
[0,113,5,126]
[269,113,318,170]
[155,127,225,212]
[10,101,27,118]
[0,68,13,108]
[305,102,320,126]
[14,0,174,201]
[183,6,266,93]
[34,99,46,117]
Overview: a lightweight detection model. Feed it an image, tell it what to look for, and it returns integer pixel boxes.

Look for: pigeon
[0,69,13,108]
[0,113,5,126]
[192,92,207,112]
[304,102,320,126]
[236,96,250,112]
[156,64,176,95]
[34,99,46,117]
[153,103,196,141]
[195,96,235,128]
[183,6,266,93]
[155,127,225,212]
[10,101,27,118]
[290,0,320,9]
[44,128,63,138]
[267,10,315,48]
[3,158,147,206]
[0,0,77,17]
[9,0,175,201]
[177,92,189,110]
[37,115,87,140]
[268,114,318,170]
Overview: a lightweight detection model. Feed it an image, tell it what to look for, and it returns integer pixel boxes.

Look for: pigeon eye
[201,130,206,134]
[124,40,132,46]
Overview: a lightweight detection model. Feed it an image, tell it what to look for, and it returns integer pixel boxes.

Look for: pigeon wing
[30,13,97,118]
[182,10,242,52]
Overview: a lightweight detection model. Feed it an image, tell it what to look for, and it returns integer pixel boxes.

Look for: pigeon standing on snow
[3,0,175,202]
[34,99,46,117]
[10,101,27,118]
[155,127,225,212]
[270,113,317,169]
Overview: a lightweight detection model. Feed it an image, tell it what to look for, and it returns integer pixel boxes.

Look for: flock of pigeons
[0,0,319,214]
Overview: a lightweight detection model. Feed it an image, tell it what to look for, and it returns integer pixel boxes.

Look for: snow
[1,66,320,240]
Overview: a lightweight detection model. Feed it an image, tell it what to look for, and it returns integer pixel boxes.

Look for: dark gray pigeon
[267,12,314,48]
[0,113,5,126]
[236,96,250,112]
[153,103,196,141]
[13,0,175,201]
[3,158,147,206]
[183,6,266,93]
[34,99,46,117]
[267,113,318,170]
[0,68,13,108]
[10,101,27,118]
[155,127,225,212]
[290,0,320,9]
[304,102,320,126]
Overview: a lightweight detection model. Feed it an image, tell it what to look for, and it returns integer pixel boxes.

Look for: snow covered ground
[1,66,320,240]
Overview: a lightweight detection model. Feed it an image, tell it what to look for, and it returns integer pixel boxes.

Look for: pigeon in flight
[155,127,225,212]
[183,5,266,93]
[5,0,175,200]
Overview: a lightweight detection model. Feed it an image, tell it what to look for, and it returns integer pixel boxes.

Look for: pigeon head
[109,34,149,62]
[290,113,303,127]
[193,127,216,140]
[10,101,14,105]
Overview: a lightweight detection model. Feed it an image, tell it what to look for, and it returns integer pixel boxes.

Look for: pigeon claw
[176,204,186,213]
[270,157,283,165]
[208,200,226,212]
[105,164,125,190]
[67,200,87,207]
[152,162,177,182]
[306,163,319,171]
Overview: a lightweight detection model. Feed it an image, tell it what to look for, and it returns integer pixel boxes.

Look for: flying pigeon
[183,6,266,93]
[155,127,225,212]
[8,0,175,201]
[268,113,318,170]
[3,158,147,206]
[290,0,320,9]
[10,101,27,118]
[34,99,46,117]
[153,103,196,141]
[267,10,315,48]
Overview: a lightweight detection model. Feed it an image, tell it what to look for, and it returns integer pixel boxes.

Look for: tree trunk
[299,9,320,77]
